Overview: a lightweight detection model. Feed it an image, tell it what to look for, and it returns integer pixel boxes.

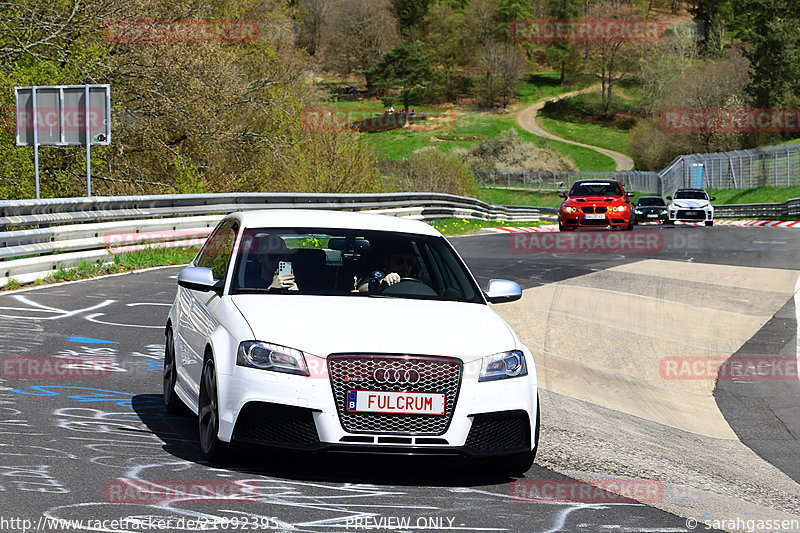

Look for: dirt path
[516,84,635,171]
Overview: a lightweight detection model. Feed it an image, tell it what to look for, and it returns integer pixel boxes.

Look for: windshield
[637,197,666,207]
[230,228,483,303]
[674,190,708,200]
[568,182,623,197]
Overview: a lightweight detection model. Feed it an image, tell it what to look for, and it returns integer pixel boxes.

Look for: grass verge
[427,218,547,235]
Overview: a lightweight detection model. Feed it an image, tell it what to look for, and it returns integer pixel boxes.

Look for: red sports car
[558,179,635,231]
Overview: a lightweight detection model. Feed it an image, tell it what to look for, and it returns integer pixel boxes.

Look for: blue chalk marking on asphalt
[66,336,119,344]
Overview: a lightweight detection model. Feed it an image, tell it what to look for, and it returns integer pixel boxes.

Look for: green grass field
[321,74,614,170]
[535,91,634,157]
[536,115,631,156]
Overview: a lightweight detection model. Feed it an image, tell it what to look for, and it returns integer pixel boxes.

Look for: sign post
[15,84,110,198]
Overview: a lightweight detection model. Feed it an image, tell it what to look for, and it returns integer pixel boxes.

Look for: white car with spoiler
[164,209,539,473]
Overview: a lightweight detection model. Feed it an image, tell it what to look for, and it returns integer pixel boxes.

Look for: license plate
[584,214,605,220]
[346,390,445,415]
[685,211,696,215]
[647,214,658,218]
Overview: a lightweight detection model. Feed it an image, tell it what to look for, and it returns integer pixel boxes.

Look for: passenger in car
[253,234,299,291]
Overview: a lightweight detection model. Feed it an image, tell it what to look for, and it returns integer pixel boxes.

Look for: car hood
[672,199,710,208]
[230,294,517,362]
[566,196,625,205]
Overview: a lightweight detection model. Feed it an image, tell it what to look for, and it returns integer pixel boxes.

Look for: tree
[730,0,800,108]
[688,0,732,57]
[421,2,469,100]
[637,22,698,117]
[392,0,432,34]
[321,0,399,74]
[580,2,645,114]
[473,41,525,109]
[365,41,434,119]
[296,0,328,56]
[544,0,584,84]
[627,49,752,168]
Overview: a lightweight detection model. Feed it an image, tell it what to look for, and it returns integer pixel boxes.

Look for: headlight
[237,341,309,376]
[563,206,577,213]
[660,209,667,214]
[609,205,628,212]
[634,209,642,214]
[479,350,527,382]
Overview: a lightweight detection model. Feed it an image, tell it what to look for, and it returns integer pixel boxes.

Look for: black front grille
[580,206,607,214]
[232,402,320,449]
[677,209,705,220]
[465,411,530,451]
[328,354,462,435]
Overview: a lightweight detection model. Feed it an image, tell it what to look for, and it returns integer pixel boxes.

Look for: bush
[393,147,477,197]
[463,129,578,172]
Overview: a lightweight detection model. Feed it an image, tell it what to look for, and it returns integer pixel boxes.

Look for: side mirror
[178,267,223,295]
[484,279,522,304]
[665,196,672,201]
[558,192,566,198]
[627,192,635,197]
[710,197,716,201]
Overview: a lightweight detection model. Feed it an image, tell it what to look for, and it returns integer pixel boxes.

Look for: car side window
[195,220,239,282]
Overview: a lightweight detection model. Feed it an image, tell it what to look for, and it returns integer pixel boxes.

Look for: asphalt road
[2,223,796,533]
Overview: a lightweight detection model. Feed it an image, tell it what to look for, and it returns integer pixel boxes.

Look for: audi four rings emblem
[373,365,421,384]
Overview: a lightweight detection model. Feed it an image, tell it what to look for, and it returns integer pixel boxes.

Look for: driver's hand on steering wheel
[381,272,401,286]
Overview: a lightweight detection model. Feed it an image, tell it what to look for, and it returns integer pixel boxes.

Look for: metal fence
[473,170,661,194]
[659,144,800,194]
[476,143,800,196]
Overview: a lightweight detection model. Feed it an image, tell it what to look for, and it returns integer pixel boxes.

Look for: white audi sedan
[164,209,539,472]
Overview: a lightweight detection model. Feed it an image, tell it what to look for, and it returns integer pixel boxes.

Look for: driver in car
[356,243,416,293]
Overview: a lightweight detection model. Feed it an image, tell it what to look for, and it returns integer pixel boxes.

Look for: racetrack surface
[1,224,799,532]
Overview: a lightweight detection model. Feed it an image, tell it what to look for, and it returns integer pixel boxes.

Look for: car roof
[674,188,707,192]
[638,196,663,199]
[230,209,442,236]
[572,179,621,185]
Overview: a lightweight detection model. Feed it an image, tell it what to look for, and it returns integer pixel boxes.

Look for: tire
[705,220,714,227]
[163,328,187,415]
[198,357,227,462]
[622,216,634,231]
[664,219,674,225]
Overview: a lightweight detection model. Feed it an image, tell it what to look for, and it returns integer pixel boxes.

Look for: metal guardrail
[0,193,541,287]
[713,198,800,219]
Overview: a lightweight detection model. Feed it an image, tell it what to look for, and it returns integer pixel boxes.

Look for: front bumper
[560,211,631,228]
[216,352,538,457]
[634,211,667,222]
[668,208,713,222]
